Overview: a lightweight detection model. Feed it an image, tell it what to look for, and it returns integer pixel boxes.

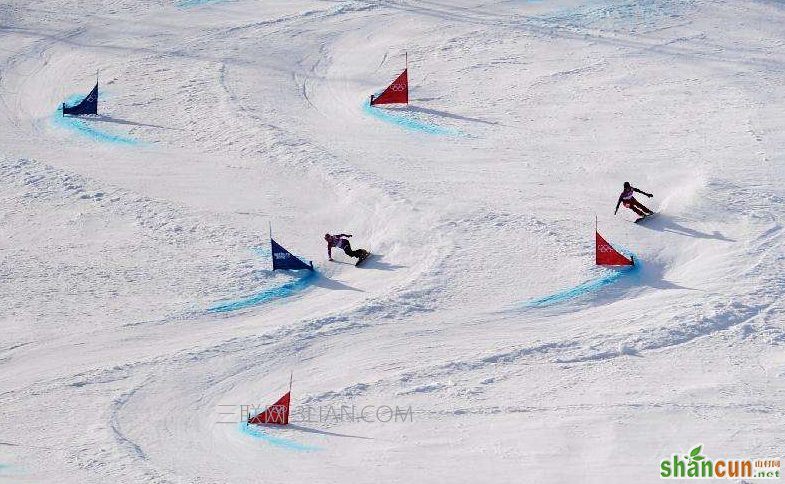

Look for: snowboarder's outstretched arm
[327,243,332,260]
[614,196,623,215]
[633,187,653,198]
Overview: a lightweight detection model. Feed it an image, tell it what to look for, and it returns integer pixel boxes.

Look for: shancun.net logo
[660,444,781,479]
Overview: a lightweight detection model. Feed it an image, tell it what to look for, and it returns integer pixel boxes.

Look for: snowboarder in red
[614,182,654,219]
[325,233,368,262]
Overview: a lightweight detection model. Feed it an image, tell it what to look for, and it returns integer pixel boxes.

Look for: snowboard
[634,212,657,224]
[355,250,371,266]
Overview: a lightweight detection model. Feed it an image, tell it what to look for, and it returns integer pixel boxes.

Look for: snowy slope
[1,0,784,482]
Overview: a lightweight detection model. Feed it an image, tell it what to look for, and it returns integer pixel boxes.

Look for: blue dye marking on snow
[208,270,316,313]
[177,0,235,8]
[52,112,139,145]
[523,266,635,307]
[362,102,459,136]
[53,95,138,145]
[523,249,638,307]
[239,422,321,452]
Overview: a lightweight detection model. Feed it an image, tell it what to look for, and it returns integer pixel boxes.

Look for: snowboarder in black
[614,182,654,218]
[325,233,367,261]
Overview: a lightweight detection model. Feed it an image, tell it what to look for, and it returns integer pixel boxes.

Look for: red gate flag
[248,391,290,425]
[370,69,408,106]
[596,231,634,266]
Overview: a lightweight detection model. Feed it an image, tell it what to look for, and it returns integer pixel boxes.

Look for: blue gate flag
[63,83,98,116]
[271,238,314,271]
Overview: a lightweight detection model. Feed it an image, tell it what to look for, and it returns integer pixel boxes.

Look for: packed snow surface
[1,0,784,482]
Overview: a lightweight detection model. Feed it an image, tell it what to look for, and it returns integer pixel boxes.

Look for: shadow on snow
[53,94,140,145]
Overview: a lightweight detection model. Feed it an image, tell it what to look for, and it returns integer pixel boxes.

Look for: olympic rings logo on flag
[390,84,406,92]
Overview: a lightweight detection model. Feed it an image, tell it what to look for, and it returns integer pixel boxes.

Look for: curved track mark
[53,95,139,145]
[239,422,321,452]
[523,250,639,307]
[208,270,317,313]
[177,0,237,8]
[362,102,460,136]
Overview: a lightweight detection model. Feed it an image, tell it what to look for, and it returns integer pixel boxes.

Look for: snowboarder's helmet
[623,181,631,189]
[324,233,330,241]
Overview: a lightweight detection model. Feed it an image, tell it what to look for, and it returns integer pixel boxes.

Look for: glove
[647,193,653,198]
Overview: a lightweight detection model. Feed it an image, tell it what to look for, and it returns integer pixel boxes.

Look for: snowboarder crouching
[614,181,654,217]
[325,233,366,261]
